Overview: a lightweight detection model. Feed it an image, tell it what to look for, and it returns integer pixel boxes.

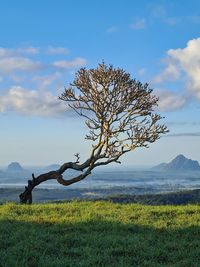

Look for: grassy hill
[0,201,200,267]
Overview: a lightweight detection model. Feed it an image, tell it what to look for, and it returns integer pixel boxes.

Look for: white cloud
[52,57,87,69]
[0,46,87,76]
[0,57,42,74]
[0,46,88,117]
[154,38,200,100]
[0,46,39,57]
[153,63,180,83]
[46,46,69,55]
[0,86,67,117]
[155,89,186,112]
[130,18,146,30]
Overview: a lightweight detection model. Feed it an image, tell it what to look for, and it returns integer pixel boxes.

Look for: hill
[153,154,200,171]
[0,202,199,267]
[7,162,24,172]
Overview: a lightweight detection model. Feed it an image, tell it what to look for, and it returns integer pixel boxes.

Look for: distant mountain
[7,162,24,172]
[153,154,200,171]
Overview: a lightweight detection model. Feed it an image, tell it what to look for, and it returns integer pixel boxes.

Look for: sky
[0,0,200,167]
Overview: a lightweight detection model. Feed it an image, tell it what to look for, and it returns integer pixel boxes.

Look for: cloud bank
[52,57,87,69]
[0,45,87,117]
[0,46,87,75]
[155,90,186,112]
[0,86,67,117]
[154,38,200,101]
[166,132,200,137]
[0,57,43,74]
[0,46,39,57]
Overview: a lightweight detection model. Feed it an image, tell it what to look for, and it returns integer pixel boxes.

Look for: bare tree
[19,63,168,203]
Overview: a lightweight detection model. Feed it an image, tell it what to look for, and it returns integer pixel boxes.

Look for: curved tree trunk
[19,148,124,204]
[19,160,92,204]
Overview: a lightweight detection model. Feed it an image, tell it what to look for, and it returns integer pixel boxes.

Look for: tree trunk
[19,160,92,204]
[19,171,62,204]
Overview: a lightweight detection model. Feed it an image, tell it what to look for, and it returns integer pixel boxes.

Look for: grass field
[0,201,200,267]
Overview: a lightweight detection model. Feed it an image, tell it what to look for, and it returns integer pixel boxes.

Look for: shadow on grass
[0,219,199,267]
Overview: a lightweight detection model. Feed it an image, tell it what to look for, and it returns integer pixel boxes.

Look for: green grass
[0,201,200,267]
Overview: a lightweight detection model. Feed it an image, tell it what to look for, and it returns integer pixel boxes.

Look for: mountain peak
[153,155,200,171]
[175,154,186,160]
[7,162,24,172]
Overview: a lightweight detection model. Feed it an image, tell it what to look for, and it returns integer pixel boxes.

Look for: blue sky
[0,0,200,166]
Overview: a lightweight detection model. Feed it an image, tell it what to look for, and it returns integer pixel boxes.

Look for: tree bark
[19,160,92,204]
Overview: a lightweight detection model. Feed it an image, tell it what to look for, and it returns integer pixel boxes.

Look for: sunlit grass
[0,201,200,266]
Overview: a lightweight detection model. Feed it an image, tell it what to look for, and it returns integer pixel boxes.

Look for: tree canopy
[20,63,168,203]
